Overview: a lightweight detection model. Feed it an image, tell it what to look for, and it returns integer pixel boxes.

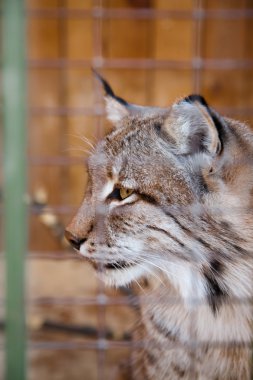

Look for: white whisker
[137,260,167,288]
[133,277,146,294]
[66,133,96,152]
[64,146,93,156]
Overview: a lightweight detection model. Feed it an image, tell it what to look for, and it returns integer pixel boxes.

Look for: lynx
[65,73,253,379]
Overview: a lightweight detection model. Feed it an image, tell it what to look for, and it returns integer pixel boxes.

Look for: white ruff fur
[101,263,148,287]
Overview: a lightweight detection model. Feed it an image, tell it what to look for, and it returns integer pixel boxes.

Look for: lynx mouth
[90,259,136,272]
[92,259,146,287]
[104,260,135,270]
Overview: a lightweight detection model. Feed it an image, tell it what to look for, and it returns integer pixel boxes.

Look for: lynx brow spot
[107,167,113,179]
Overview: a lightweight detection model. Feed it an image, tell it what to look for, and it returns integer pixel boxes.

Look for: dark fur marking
[162,209,236,261]
[150,314,178,341]
[220,220,231,230]
[201,216,247,256]
[145,350,156,365]
[154,122,175,145]
[140,193,157,205]
[162,210,212,252]
[197,173,209,194]
[147,225,185,248]
[154,123,162,133]
[203,259,227,315]
[87,224,93,236]
[201,215,246,245]
[210,258,223,274]
[163,210,192,235]
[196,236,214,251]
[171,363,186,378]
[230,244,248,256]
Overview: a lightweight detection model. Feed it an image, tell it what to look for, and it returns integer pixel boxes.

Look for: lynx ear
[164,95,224,156]
[93,70,129,124]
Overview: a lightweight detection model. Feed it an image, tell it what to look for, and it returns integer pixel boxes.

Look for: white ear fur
[105,97,129,124]
[165,101,221,156]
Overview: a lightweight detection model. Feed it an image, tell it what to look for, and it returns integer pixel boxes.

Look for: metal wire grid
[26,3,253,171]
[2,1,253,379]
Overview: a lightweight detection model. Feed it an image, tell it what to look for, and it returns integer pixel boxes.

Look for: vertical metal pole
[2,0,27,379]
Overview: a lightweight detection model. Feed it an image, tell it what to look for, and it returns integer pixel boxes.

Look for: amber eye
[119,188,134,200]
[107,187,134,201]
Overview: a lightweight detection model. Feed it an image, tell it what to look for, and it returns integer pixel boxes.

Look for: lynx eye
[107,187,134,201]
[119,188,134,200]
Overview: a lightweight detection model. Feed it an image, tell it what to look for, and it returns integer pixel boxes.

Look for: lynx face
[67,119,197,288]
[65,75,253,307]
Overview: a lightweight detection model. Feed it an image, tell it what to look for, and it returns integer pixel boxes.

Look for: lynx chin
[65,73,253,380]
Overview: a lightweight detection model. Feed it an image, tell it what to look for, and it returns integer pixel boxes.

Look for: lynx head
[65,73,253,306]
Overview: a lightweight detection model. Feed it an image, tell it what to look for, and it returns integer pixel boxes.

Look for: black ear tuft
[183,94,209,108]
[92,69,129,106]
[92,69,115,98]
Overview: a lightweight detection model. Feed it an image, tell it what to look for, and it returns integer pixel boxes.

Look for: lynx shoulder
[66,74,253,379]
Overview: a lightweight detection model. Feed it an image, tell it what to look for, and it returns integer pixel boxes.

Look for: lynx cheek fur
[65,74,253,380]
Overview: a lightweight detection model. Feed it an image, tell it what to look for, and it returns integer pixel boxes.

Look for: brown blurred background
[2,0,253,379]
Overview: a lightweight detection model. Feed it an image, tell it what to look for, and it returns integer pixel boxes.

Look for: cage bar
[2,0,27,379]
[26,7,253,20]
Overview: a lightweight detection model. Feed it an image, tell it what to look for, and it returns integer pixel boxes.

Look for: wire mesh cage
[1,0,253,379]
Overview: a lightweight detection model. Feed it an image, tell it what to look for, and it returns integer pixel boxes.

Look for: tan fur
[66,85,253,379]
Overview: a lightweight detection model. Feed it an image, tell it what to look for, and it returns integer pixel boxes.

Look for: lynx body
[66,76,253,379]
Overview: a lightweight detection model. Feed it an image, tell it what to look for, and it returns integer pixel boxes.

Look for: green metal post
[2,0,27,379]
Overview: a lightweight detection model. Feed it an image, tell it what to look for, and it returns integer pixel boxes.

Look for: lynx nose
[65,230,86,251]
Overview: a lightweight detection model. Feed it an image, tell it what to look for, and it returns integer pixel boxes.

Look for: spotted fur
[65,76,253,379]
